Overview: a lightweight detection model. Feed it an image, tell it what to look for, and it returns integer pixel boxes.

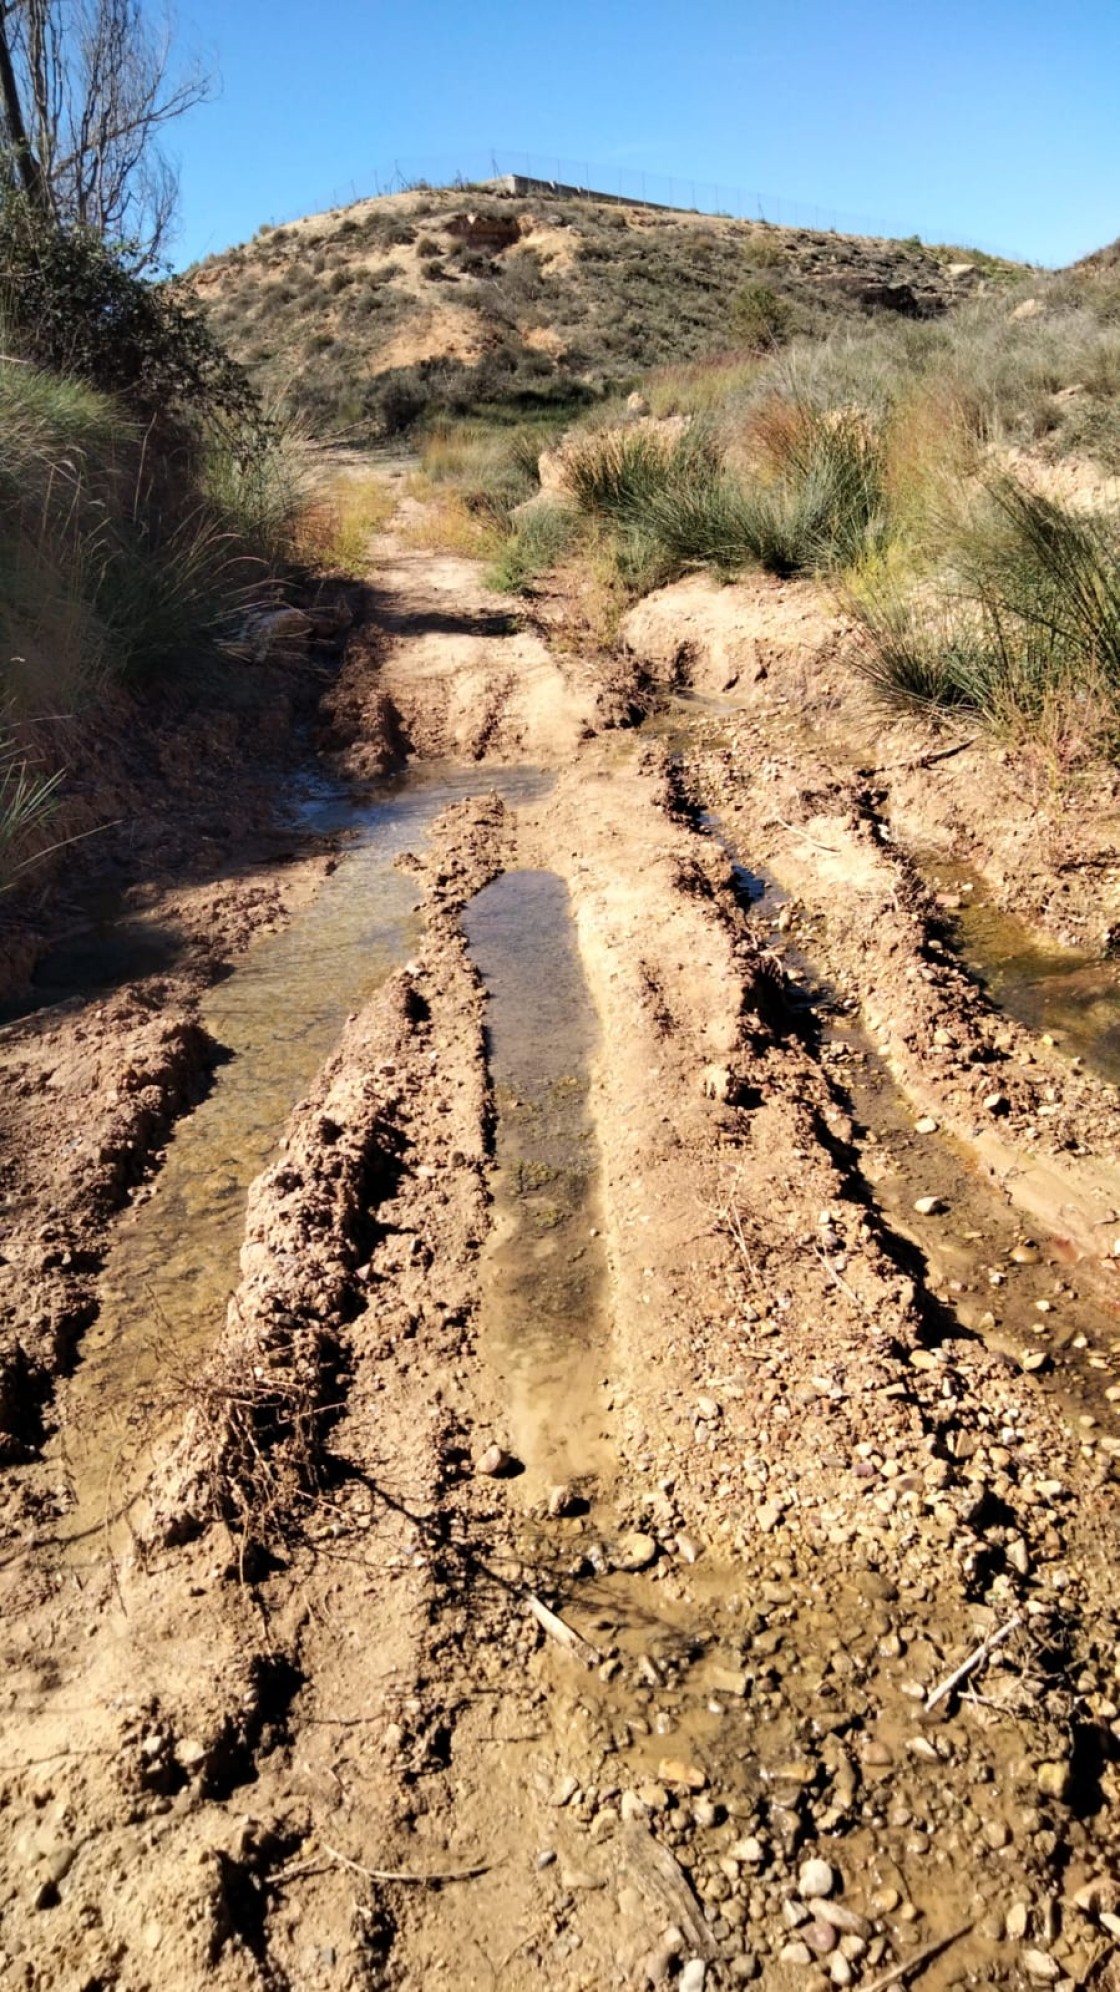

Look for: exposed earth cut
[4,468,1120,1992]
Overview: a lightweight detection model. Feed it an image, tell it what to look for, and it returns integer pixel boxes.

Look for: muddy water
[464,870,613,1501]
[923,856,1120,1087]
[54,765,550,1548]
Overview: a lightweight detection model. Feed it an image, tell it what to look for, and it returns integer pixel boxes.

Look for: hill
[188,181,1027,435]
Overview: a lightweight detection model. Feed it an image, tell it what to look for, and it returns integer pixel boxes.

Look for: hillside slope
[189,183,1027,435]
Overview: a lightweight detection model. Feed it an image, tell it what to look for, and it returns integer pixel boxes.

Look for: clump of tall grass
[853,477,1120,758]
[560,408,886,581]
[485,501,580,594]
[0,735,62,894]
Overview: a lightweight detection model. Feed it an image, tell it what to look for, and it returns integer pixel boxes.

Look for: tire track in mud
[4,504,1120,1990]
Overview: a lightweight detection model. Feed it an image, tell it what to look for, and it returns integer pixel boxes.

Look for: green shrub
[730,282,793,351]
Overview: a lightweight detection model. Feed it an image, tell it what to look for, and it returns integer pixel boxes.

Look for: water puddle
[921,856,1120,1087]
[464,870,612,1501]
[54,764,551,1549]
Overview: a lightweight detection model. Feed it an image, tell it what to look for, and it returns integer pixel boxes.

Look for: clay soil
[5,480,1120,1992]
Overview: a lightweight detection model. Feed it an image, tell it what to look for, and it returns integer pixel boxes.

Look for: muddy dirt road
[4,476,1120,1992]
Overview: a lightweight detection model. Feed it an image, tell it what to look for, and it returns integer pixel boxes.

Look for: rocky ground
[3,479,1120,1992]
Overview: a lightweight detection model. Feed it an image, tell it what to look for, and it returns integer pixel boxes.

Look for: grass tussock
[852,477,1120,759]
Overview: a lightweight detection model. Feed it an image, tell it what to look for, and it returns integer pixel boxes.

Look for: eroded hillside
[189,184,1025,433]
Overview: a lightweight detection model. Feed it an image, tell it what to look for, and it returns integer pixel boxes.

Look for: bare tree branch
[0,0,211,266]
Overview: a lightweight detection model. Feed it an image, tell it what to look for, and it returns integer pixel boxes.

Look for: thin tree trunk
[0,14,50,212]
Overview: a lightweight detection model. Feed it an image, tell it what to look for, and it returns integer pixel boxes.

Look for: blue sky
[169,0,1120,270]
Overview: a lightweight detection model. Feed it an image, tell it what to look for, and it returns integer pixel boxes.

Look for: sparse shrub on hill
[730,282,794,352]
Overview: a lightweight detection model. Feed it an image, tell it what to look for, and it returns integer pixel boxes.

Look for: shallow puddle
[923,856,1120,1087]
[53,764,551,1548]
[464,869,612,1500]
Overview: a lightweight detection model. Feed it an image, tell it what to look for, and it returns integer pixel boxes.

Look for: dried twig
[770,814,840,856]
[857,737,977,779]
[321,1839,490,1886]
[925,1615,1022,1711]
[526,1592,601,1665]
[814,1243,871,1316]
[862,1924,973,1992]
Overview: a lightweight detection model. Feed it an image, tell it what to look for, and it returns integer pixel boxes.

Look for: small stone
[830,1956,853,1987]
[1011,1243,1041,1264]
[871,1888,900,1914]
[696,1396,721,1421]
[692,1799,718,1829]
[552,1774,580,1807]
[798,1858,836,1900]
[805,1920,838,1956]
[756,1503,782,1533]
[711,1665,748,1698]
[913,1196,944,1217]
[862,1739,893,1767]
[621,1791,649,1824]
[783,1899,811,1930]
[613,1532,658,1572]
[175,1738,208,1772]
[659,1758,708,1791]
[779,1942,813,1966]
[680,1963,707,1992]
[984,1092,1010,1115]
[1036,1761,1071,1803]
[547,1483,578,1518]
[915,1116,939,1134]
[535,1848,556,1870]
[637,1782,669,1810]
[810,1902,870,1938]
[475,1442,511,1477]
[1006,1903,1030,1941]
[732,1837,766,1866]
[1022,1949,1060,1981]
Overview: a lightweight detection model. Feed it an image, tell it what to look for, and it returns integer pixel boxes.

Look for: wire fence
[279,146,1029,266]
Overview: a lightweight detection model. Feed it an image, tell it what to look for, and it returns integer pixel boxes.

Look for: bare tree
[0,0,211,265]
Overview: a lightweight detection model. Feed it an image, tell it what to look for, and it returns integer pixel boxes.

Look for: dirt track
[4,479,1120,1991]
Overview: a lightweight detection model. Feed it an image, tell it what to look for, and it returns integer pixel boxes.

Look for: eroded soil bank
[4,479,1120,1992]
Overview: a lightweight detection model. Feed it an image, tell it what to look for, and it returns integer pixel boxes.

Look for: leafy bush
[0,195,257,432]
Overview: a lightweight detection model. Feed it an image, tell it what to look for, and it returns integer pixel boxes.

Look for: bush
[0,196,257,433]
[853,477,1120,755]
[730,282,793,351]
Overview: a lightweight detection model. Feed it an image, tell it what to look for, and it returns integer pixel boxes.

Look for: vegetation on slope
[191,184,1023,439]
[415,249,1120,763]
[0,198,329,892]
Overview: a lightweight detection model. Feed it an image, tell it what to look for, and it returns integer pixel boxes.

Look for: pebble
[475,1442,511,1477]
[1022,1950,1060,1982]
[915,1116,939,1134]
[732,1836,766,1866]
[1036,1761,1071,1802]
[780,1942,813,1966]
[680,1964,707,1992]
[696,1397,721,1421]
[810,1902,870,1938]
[913,1195,944,1216]
[613,1532,658,1572]
[805,1920,838,1956]
[798,1858,836,1900]
[830,1956,853,1987]
[547,1483,578,1517]
[659,1758,708,1791]
[1011,1242,1041,1264]
[711,1666,748,1698]
[1006,1903,1030,1941]
[756,1503,783,1533]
